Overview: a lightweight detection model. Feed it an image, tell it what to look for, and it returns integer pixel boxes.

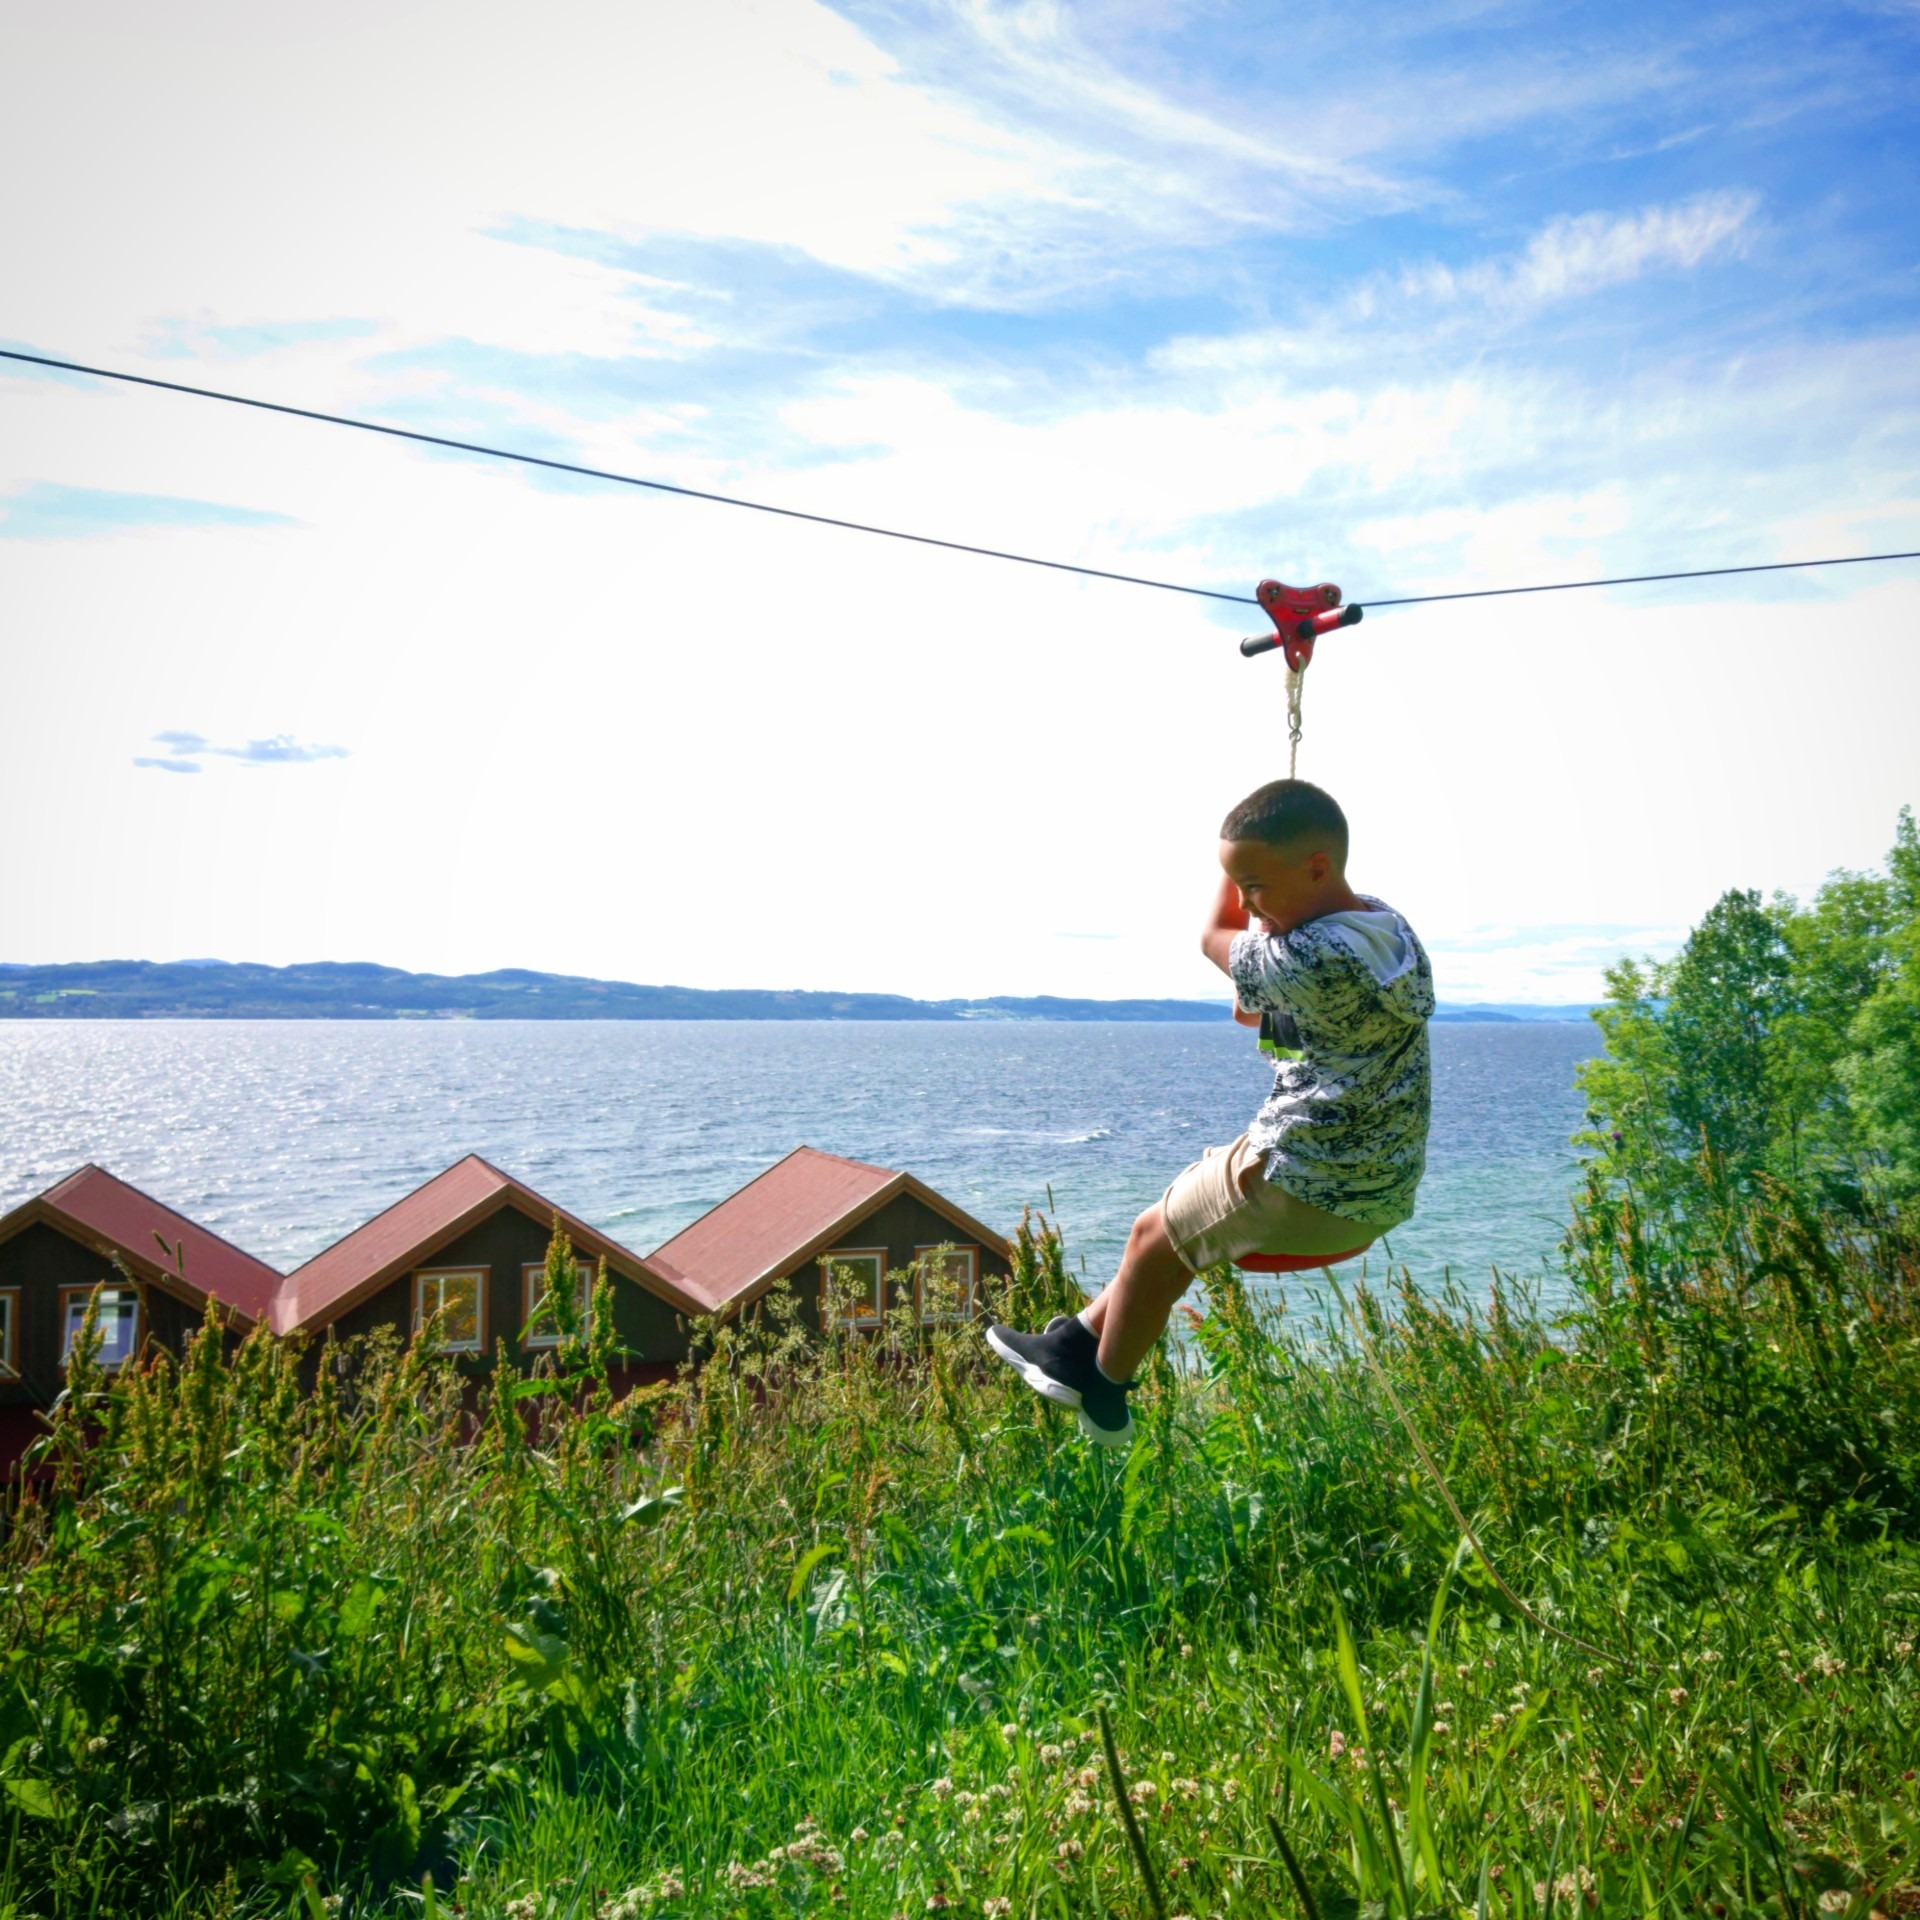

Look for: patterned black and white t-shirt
[1227,896,1434,1229]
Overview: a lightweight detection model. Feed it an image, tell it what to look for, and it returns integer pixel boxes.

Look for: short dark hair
[1220,779,1349,859]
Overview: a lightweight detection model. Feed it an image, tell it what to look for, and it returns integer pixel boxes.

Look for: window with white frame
[915,1246,979,1323]
[414,1268,486,1352]
[521,1261,592,1347]
[60,1285,140,1370]
[818,1249,885,1327]
[0,1289,18,1377]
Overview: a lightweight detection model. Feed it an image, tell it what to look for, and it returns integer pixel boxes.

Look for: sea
[0,1019,1602,1310]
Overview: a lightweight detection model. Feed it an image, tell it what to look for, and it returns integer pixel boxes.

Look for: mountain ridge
[0,959,1597,1024]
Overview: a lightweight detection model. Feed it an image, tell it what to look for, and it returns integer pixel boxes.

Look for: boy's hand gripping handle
[1240,579,1363,669]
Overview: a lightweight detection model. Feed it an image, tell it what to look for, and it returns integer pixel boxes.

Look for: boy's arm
[1201,874,1249,978]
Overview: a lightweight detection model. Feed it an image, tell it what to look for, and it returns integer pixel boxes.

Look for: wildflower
[1074,1765,1102,1788]
[1063,1792,1094,1818]
[986,1783,1012,1801]
[1699,1649,1723,1665]
[1490,1711,1509,1729]
[84,1735,108,1757]
[1586,1666,1606,1685]
[926,1897,952,1911]
[1038,1743,1065,1764]
[930,1777,954,1799]
[1432,1722,1451,1738]
[984,1902,1012,1918]
[505,1900,542,1920]
[1179,1642,1194,1659]
[1896,1640,1914,1658]
[1160,1750,1176,1763]
[1438,1699,1456,1712]
[785,1842,845,1871]
[963,1805,984,1827]
[954,1790,977,1808]
[1532,1870,1594,1904]
[1172,1778,1202,1802]
[1002,1723,1021,1741]
[1818,1892,1852,1914]
[1221,1779,1240,1802]
[1328,1730,1347,1760]
[1668,1687,1690,1706]
[850,1828,869,1844]
[1812,1653,1847,1678]
[725,1863,776,1891]
[1056,1840,1084,1861]
[1128,1780,1157,1806]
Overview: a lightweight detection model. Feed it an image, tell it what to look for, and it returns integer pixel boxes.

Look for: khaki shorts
[1161,1134,1377,1274]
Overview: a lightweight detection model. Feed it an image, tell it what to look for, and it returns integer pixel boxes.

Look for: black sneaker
[985,1316,1135,1446]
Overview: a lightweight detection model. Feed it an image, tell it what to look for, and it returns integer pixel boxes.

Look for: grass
[3,1178,1919,1920]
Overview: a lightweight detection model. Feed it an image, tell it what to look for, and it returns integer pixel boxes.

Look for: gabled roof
[647,1145,1011,1316]
[0,1164,283,1325]
[275,1153,703,1334]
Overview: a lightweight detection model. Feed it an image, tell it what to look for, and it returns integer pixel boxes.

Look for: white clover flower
[1668,1687,1690,1706]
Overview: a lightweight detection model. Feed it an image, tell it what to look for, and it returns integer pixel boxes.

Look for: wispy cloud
[133,732,348,773]
[0,482,296,540]
[1398,191,1760,310]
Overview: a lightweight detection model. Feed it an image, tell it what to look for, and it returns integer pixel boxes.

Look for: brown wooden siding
[0,1221,207,1413]
[328,1204,693,1367]
[784,1191,1012,1334]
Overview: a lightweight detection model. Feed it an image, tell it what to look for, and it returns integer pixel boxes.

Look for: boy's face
[1219,836,1338,933]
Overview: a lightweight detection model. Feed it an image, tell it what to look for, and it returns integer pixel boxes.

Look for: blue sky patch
[0,482,297,540]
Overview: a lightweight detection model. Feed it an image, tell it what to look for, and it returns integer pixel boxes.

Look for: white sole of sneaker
[1076,1405,1134,1448]
[985,1327,1134,1448]
[985,1326,1083,1408]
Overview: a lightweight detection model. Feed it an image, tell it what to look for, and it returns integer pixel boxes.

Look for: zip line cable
[5,346,1918,612]
[0,348,1252,607]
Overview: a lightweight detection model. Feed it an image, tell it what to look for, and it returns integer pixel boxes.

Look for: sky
[2,0,1917,1005]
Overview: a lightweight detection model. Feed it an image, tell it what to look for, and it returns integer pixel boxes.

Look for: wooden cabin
[272,1153,705,1383]
[0,1164,282,1471]
[0,1147,1011,1469]
[648,1145,1011,1333]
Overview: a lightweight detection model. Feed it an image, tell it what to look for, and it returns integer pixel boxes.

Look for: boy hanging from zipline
[987,777,1434,1447]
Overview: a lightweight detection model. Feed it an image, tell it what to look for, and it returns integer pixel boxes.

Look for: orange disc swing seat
[1235,1245,1373,1273]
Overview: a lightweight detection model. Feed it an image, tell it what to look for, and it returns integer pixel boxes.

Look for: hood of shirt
[1318,901,1434,1023]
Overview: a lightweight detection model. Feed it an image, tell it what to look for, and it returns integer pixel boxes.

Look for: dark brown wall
[0,1220,206,1411]
[782,1193,1011,1334]
[328,1204,693,1368]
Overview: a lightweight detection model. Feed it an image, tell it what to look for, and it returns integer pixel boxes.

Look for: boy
[987,778,1433,1446]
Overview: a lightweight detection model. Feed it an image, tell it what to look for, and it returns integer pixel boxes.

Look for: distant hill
[0,959,1596,1024]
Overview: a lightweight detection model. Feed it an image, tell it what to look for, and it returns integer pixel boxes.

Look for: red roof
[0,1164,282,1325]
[648,1146,1009,1315]
[275,1153,702,1334]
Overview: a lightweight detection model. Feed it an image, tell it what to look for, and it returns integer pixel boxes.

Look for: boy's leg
[1077,1202,1193,1382]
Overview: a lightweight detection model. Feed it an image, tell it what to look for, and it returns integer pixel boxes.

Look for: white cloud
[1401,190,1760,309]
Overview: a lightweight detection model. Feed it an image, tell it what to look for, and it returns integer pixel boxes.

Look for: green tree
[1579,810,1919,1210]
[1840,808,1920,1201]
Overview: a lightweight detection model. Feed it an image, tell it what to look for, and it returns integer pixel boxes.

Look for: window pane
[524,1264,590,1344]
[438,1275,480,1348]
[65,1290,138,1366]
[823,1253,882,1322]
[919,1250,976,1319]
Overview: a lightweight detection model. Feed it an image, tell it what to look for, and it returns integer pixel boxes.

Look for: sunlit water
[0,1020,1600,1308]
